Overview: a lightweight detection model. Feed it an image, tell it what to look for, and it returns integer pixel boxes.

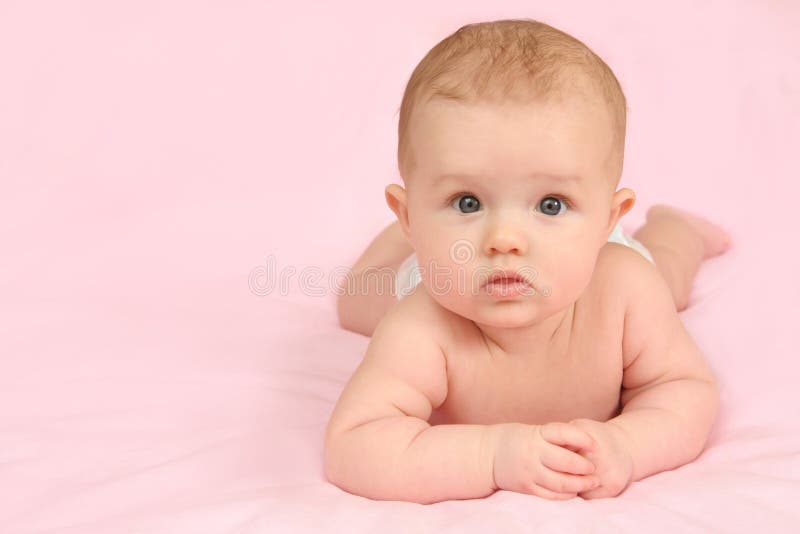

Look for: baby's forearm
[324,416,499,504]
[607,378,719,482]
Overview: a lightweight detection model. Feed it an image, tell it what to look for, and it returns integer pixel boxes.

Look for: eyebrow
[434,172,582,186]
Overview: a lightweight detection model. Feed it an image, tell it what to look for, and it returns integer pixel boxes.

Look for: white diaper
[395,222,655,300]
[607,222,656,265]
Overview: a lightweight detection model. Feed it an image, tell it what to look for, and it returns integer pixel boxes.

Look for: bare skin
[337,205,732,337]
[327,211,732,502]
[325,96,733,503]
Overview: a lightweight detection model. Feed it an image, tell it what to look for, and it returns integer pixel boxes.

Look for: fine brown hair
[396,19,628,181]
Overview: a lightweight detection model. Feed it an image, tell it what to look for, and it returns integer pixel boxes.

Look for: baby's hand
[492,422,600,500]
[567,418,634,499]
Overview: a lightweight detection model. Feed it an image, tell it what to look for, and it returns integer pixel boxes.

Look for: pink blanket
[2,1,799,532]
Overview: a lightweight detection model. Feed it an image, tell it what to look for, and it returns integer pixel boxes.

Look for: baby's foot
[646,204,733,259]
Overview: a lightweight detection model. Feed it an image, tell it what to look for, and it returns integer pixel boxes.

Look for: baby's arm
[323,308,497,504]
[608,253,720,483]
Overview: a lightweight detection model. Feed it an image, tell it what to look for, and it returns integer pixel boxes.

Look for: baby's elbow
[322,447,339,487]
[693,378,721,454]
[707,378,721,426]
[697,373,720,416]
[322,428,346,487]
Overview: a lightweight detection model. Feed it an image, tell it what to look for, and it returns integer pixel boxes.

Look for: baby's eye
[537,196,569,216]
[451,194,481,214]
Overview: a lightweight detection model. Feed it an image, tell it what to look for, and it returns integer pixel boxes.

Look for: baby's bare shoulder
[385,285,462,346]
[326,287,452,436]
[584,242,651,308]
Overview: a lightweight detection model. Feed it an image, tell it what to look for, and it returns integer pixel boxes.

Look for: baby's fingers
[540,442,596,475]
[525,483,579,501]
[539,422,597,453]
[536,466,599,495]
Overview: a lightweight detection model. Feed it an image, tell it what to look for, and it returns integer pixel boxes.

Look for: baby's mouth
[481,269,531,288]
[481,270,536,298]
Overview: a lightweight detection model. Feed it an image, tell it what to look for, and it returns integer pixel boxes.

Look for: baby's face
[401,95,621,326]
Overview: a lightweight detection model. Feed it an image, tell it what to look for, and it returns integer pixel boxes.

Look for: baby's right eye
[451,194,481,214]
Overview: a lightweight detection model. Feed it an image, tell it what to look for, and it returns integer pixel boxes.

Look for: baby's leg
[337,221,414,336]
[631,205,732,311]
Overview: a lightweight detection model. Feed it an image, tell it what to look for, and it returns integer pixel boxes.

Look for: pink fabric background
[1,1,798,532]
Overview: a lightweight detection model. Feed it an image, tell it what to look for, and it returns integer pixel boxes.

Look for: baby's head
[386,19,637,326]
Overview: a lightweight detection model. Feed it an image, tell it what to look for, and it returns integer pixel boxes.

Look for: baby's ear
[385,184,411,239]
[607,188,636,232]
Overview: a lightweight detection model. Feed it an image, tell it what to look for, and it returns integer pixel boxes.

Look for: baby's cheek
[551,255,594,300]
[413,253,458,298]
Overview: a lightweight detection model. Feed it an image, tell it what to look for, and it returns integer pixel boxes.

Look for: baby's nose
[484,227,527,256]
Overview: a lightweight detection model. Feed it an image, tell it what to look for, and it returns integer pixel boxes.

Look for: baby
[325,19,732,504]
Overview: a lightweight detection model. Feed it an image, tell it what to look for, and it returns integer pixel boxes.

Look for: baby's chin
[431,291,561,326]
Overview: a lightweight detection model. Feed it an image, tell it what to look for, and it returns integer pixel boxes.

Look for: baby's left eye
[537,196,569,216]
